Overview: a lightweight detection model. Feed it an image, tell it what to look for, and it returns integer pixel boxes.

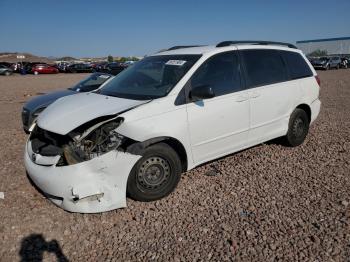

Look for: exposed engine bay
[30,117,134,166]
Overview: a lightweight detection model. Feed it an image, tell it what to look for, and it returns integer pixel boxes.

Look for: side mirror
[190,85,215,101]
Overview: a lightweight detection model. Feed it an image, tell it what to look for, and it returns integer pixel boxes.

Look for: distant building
[296,37,350,56]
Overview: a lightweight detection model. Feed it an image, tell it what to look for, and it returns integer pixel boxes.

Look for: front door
[186,51,250,164]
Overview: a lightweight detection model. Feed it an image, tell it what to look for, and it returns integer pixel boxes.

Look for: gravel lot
[0,71,349,261]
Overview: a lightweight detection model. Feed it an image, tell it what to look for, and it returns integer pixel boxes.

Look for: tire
[4,71,10,76]
[284,108,310,147]
[325,65,330,70]
[34,71,39,75]
[336,64,340,70]
[127,143,182,202]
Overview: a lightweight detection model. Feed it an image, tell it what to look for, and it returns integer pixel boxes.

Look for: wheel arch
[296,104,311,123]
[126,136,188,172]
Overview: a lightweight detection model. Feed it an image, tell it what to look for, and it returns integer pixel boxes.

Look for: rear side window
[190,51,242,97]
[282,51,313,80]
[241,49,287,88]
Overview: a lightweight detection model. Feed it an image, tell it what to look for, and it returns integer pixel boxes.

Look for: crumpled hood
[37,92,148,135]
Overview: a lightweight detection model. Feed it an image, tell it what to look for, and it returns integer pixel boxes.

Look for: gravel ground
[0,71,349,261]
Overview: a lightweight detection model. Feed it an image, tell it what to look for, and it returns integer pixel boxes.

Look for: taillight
[315,75,321,87]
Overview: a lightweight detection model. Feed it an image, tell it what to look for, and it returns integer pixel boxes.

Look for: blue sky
[1,0,349,57]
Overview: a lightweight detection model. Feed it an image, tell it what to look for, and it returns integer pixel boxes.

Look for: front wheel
[284,108,310,147]
[127,143,182,202]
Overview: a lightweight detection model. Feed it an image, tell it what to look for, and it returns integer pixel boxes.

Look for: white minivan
[25,41,321,213]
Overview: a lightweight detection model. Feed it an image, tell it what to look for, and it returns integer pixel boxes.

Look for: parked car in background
[56,62,71,72]
[66,63,93,73]
[123,61,136,66]
[311,56,341,70]
[94,61,109,72]
[22,72,113,133]
[340,57,349,69]
[90,62,104,70]
[31,64,59,75]
[0,62,13,68]
[329,57,342,69]
[23,62,45,73]
[0,64,13,76]
[11,62,22,72]
[101,62,128,75]
[24,41,321,213]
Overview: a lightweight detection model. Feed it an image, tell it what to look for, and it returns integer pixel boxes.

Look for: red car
[32,64,59,75]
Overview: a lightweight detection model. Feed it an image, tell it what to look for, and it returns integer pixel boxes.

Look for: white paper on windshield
[165,60,187,66]
[99,75,111,79]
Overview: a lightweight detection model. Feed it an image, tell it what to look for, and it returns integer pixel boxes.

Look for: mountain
[0,52,54,63]
[56,56,77,61]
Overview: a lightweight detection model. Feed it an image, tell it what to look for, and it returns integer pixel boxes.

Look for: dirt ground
[0,71,349,261]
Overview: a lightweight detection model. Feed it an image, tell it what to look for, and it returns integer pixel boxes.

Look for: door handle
[250,92,260,98]
[235,95,249,102]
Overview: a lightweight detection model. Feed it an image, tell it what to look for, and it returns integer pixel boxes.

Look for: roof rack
[216,41,297,49]
[167,45,203,51]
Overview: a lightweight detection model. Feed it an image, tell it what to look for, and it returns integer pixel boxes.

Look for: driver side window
[190,51,242,97]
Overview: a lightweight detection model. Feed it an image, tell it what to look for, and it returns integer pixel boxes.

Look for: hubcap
[137,157,170,190]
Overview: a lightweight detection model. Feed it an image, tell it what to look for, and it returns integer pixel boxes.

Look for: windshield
[69,73,112,92]
[99,55,201,100]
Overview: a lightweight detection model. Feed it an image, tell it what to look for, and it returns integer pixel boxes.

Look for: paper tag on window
[165,60,187,66]
[99,75,111,79]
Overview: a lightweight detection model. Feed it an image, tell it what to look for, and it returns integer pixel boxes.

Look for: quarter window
[190,51,242,97]
[282,51,313,80]
[241,49,287,88]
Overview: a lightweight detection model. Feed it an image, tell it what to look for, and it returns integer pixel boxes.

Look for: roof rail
[216,41,297,49]
[167,45,203,51]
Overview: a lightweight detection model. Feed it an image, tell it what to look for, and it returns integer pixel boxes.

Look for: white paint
[37,92,148,135]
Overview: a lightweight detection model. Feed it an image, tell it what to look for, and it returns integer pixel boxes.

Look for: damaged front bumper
[24,140,141,213]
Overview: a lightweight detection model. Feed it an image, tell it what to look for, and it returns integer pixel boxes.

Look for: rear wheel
[4,71,10,76]
[127,143,182,201]
[34,71,39,75]
[284,108,309,147]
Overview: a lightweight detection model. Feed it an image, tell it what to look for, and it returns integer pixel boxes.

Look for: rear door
[240,49,295,144]
[185,51,250,164]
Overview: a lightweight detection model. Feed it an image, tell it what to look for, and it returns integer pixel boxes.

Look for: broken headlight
[64,120,125,164]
